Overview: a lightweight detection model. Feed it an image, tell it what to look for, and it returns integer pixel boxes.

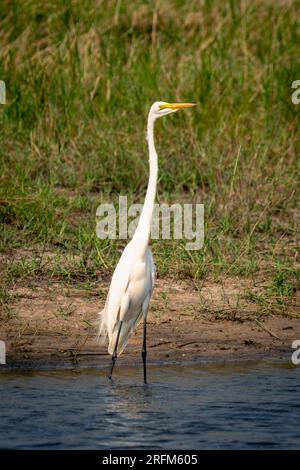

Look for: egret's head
[150,101,197,119]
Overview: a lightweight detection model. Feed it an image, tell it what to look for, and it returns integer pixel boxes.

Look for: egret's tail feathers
[97,309,108,346]
[108,320,128,356]
[108,313,143,357]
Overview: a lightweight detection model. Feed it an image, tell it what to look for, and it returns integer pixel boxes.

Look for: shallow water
[0,360,299,449]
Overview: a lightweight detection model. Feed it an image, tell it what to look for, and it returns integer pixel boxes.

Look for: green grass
[0,285,16,320]
[0,0,299,313]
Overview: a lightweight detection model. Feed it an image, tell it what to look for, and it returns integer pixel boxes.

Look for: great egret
[98,101,196,383]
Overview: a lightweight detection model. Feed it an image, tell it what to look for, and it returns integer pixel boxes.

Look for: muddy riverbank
[1,278,299,368]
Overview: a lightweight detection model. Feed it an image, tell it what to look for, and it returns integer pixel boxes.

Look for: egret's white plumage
[98,101,196,381]
[98,243,155,356]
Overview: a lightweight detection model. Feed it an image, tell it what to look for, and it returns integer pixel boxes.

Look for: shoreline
[1,278,298,370]
[2,349,292,372]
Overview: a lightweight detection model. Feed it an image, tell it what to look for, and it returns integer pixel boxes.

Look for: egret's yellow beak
[159,102,197,110]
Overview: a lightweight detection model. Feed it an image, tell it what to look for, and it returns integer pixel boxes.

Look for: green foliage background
[0,0,299,310]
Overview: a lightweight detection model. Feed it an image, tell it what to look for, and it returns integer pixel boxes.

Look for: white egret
[98,101,196,383]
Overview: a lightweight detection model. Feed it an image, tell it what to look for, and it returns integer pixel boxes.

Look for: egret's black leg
[142,316,147,384]
[108,321,122,381]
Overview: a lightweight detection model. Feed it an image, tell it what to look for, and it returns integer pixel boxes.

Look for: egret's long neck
[134,115,157,245]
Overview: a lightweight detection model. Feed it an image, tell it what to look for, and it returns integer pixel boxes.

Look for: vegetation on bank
[0,0,299,319]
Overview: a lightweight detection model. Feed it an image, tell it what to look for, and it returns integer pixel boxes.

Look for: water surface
[0,361,299,449]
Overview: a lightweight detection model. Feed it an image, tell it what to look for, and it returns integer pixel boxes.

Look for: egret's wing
[97,242,135,343]
[113,248,156,355]
[99,244,156,356]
